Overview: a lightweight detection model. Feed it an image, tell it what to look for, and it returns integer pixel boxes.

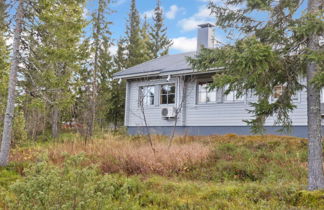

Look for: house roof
[113,51,197,79]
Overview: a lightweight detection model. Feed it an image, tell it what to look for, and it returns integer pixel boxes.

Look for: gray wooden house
[114,23,324,137]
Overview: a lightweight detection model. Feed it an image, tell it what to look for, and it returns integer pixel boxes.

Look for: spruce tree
[141,16,153,61]
[148,0,172,58]
[85,0,113,139]
[24,0,87,138]
[125,0,150,67]
[188,0,324,190]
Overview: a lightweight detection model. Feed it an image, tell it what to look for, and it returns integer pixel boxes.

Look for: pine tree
[188,0,324,190]
[148,0,172,58]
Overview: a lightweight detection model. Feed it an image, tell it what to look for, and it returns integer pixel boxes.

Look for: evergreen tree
[141,15,153,60]
[188,0,324,190]
[148,0,172,58]
[125,0,150,67]
[105,39,127,130]
[25,0,87,138]
[85,0,113,139]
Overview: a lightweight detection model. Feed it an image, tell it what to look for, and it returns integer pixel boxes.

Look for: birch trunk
[0,0,24,166]
[307,0,324,190]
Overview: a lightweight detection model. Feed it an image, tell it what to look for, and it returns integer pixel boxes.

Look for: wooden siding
[126,76,309,127]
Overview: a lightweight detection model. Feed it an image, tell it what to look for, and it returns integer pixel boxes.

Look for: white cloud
[112,0,127,7]
[109,45,118,55]
[170,37,197,52]
[141,9,155,19]
[178,5,214,31]
[166,5,184,20]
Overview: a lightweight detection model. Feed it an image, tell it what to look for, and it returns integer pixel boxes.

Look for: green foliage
[188,0,324,133]
[23,0,87,137]
[4,155,145,209]
[125,0,152,67]
[1,135,324,209]
[12,111,28,146]
[181,135,307,183]
[0,169,20,187]
[148,0,173,58]
[0,0,9,138]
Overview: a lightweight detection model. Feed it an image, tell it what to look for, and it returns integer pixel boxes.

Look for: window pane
[199,91,207,104]
[161,85,169,94]
[149,96,154,105]
[273,86,283,99]
[207,91,216,103]
[169,85,175,94]
[225,91,234,101]
[234,93,244,101]
[168,94,175,104]
[161,95,168,104]
[140,86,155,106]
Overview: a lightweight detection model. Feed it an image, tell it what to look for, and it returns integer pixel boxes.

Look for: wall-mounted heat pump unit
[161,107,177,118]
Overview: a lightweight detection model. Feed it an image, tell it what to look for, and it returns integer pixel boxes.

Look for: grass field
[1,133,324,209]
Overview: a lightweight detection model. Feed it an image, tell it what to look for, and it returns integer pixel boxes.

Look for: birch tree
[0,0,24,166]
[188,0,324,190]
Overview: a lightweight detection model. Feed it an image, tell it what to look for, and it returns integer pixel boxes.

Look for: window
[272,85,283,99]
[160,84,175,104]
[197,81,217,104]
[223,85,245,102]
[321,88,324,103]
[139,86,155,106]
[272,85,299,102]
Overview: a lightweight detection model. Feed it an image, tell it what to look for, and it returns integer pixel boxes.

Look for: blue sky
[84,0,307,55]
[86,0,220,54]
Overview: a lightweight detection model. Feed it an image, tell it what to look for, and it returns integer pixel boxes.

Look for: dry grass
[42,135,212,176]
[9,133,307,177]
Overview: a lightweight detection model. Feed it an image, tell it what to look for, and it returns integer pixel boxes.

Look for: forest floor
[1,133,324,209]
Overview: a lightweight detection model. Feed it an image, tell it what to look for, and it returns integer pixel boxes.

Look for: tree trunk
[0,0,24,166]
[51,105,59,139]
[307,0,324,190]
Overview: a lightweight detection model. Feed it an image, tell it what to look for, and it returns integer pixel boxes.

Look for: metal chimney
[197,23,215,51]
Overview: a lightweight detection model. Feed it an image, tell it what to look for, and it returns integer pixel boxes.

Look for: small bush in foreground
[3,155,145,210]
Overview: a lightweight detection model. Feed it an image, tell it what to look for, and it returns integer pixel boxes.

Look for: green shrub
[4,155,145,209]
[0,169,20,187]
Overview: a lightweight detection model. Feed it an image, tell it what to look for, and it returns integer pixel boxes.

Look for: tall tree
[306,0,324,190]
[25,0,86,138]
[125,0,149,67]
[0,0,9,135]
[85,0,113,139]
[148,0,172,58]
[188,0,324,190]
[0,0,24,166]
[141,15,153,61]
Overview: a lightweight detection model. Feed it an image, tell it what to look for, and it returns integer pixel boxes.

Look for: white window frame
[321,88,324,103]
[196,81,217,104]
[271,85,300,103]
[139,85,155,106]
[223,85,245,103]
[160,83,176,105]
